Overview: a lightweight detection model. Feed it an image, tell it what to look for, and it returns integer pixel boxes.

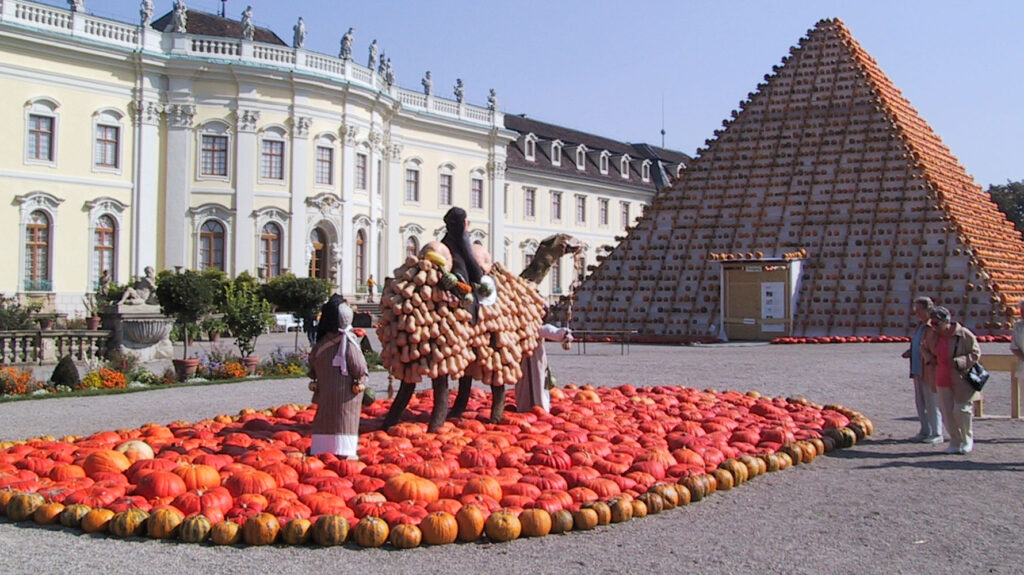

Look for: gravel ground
[1,336,1022,575]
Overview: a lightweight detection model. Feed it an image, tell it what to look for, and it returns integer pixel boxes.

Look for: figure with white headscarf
[309,295,367,459]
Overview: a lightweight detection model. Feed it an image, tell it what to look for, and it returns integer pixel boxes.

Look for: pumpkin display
[60,503,92,528]
[484,510,522,542]
[280,518,313,545]
[109,508,150,538]
[80,508,116,534]
[571,507,599,531]
[114,440,155,461]
[420,511,458,545]
[242,512,280,546]
[390,523,422,548]
[147,507,184,539]
[518,508,552,537]
[7,492,45,522]
[312,514,350,546]
[32,501,66,525]
[456,505,486,542]
[178,514,213,543]
[352,516,390,547]
[0,382,873,548]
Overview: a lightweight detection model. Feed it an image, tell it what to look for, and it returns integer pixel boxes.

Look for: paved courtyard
[1,336,1022,574]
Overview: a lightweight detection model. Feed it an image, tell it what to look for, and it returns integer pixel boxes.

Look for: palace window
[575,195,586,224]
[28,114,55,163]
[315,145,334,186]
[620,201,631,229]
[439,167,454,206]
[25,210,51,291]
[524,188,536,218]
[199,220,226,271]
[471,176,484,210]
[599,198,609,226]
[356,152,368,190]
[260,139,285,180]
[260,222,281,279]
[93,215,116,284]
[524,134,536,161]
[309,227,328,279]
[200,134,229,177]
[405,166,420,202]
[551,191,562,221]
[94,124,119,169]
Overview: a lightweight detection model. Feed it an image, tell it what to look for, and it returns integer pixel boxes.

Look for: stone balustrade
[0,330,111,365]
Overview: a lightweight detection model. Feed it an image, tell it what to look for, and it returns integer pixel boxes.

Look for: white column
[385,143,403,274]
[131,97,162,275]
[163,103,194,270]
[488,157,507,261]
[339,125,358,294]
[234,109,260,275]
[289,116,311,277]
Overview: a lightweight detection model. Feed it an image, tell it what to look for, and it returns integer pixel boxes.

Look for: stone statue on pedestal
[340,27,354,60]
[293,17,306,48]
[454,79,465,103]
[422,71,433,95]
[241,6,255,41]
[171,0,187,33]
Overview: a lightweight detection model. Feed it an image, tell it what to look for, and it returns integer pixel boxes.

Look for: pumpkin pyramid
[571,18,1024,341]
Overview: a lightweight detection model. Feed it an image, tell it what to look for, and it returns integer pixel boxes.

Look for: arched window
[199,220,226,271]
[260,222,281,279]
[405,235,420,259]
[25,210,51,291]
[94,215,116,285]
[355,229,367,286]
[309,227,328,279]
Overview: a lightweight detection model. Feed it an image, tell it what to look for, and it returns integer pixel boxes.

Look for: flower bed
[0,383,872,547]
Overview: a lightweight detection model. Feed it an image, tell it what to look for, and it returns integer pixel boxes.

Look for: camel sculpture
[377,233,582,431]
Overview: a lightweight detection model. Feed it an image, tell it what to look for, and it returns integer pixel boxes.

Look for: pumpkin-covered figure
[309,298,368,459]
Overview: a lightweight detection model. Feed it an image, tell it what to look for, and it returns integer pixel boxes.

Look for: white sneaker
[946,444,962,454]
[921,435,944,444]
[961,439,973,454]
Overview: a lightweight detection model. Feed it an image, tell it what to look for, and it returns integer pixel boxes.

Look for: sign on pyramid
[571,18,1024,341]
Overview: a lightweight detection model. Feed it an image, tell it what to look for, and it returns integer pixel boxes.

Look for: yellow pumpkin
[630,499,648,518]
[7,493,45,522]
[312,514,350,546]
[389,523,422,549]
[609,498,633,523]
[518,508,552,537]
[549,509,574,534]
[32,502,66,525]
[147,508,184,539]
[352,516,389,548]
[109,509,150,538]
[242,513,280,546]
[280,518,313,545]
[178,514,213,543]
[582,501,612,525]
[80,508,116,534]
[571,507,599,531]
[420,511,458,545]
[484,510,522,542]
[210,520,243,545]
[60,503,92,528]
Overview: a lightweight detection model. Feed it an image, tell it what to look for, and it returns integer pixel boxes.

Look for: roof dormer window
[620,154,631,179]
[599,151,610,174]
[551,140,562,166]
[641,160,651,182]
[524,134,537,162]
[575,145,587,171]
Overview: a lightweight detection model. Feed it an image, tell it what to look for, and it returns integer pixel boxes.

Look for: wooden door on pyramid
[721,261,797,341]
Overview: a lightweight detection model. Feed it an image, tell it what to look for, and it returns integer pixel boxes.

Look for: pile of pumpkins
[0,385,873,548]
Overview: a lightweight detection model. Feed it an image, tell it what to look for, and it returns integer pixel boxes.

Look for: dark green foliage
[155,270,217,358]
[261,274,332,324]
[987,180,1024,235]
[50,356,80,388]
[0,295,41,330]
[221,284,274,358]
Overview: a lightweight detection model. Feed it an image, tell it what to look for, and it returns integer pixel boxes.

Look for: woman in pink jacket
[921,306,981,454]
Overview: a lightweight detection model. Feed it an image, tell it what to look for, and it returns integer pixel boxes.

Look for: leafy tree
[261,274,332,325]
[155,270,217,359]
[0,295,41,330]
[986,180,1024,235]
[221,283,273,358]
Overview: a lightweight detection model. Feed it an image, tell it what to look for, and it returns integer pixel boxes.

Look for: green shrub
[0,295,41,330]
[50,356,81,389]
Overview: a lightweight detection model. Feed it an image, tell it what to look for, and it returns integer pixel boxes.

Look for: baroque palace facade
[0,1,687,315]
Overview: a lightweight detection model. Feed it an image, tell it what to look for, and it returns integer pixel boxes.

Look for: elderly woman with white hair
[921,306,981,455]
[308,295,368,459]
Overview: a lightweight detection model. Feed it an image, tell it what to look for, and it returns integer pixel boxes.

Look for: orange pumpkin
[7,493,45,522]
[608,498,633,523]
[60,503,92,528]
[583,501,612,525]
[389,523,422,549]
[172,463,221,490]
[382,472,440,504]
[80,508,116,534]
[571,507,599,531]
[178,514,213,543]
[109,508,150,538]
[420,511,458,545]
[211,520,242,545]
[147,507,184,539]
[312,514,350,546]
[484,509,522,542]
[82,449,131,478]
[518,508,551,537]
[280,518,313,545]
[242,512,280,546]
[32,501,65,525]
[549,509,574,533]
[455,504,486,542]
[637,492,664,514]
[629,499,648,519]
[352,516,390,547]
[462,476,503,502]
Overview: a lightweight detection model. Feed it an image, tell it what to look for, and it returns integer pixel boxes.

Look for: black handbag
[963,363,990,392]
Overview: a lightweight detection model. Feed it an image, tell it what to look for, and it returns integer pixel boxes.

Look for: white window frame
[524,133,537,162]
[438,163,455,207]
[85,197,127,288]
[620,201,631,229]
[599,151,610,175]
[24,97,60,168]
[551,139,563,166]
[470,169,485,210]
[257,126,288,184]
[523,187,536,219]
[196,121,232,182]
[620,154,631,179]
[314,133,337,189]
[575,145,587,171]
[355,149,369,191]
[550,191,562,222]
[92,108,124,174]
[404,158,422,204]
[575,194,586,225]
[255,208,289,279]
[641,160,652,182]
[598,197,609,227]
[190,204,235,274]
[16,192,63,293]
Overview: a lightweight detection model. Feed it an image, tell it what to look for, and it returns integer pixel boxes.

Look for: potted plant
[82,294,101,330]
[261,274,332,347]
[155,269,216,381]
[221,283,273,374]
[200,316,227,342]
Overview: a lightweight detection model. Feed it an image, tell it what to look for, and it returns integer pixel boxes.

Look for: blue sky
[38,0,1024,187]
